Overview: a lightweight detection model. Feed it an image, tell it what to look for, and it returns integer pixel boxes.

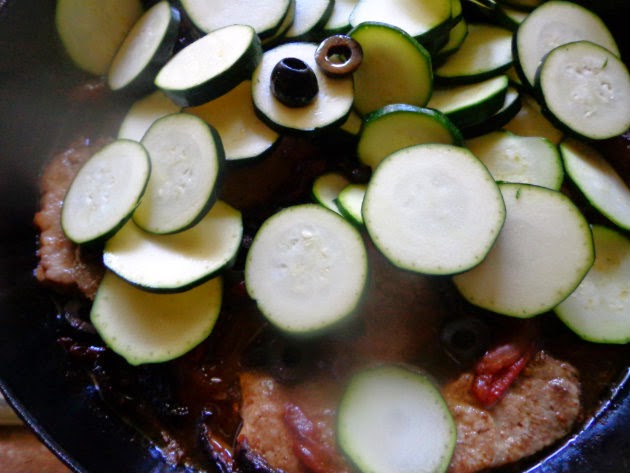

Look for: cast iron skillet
[0,1,629,472]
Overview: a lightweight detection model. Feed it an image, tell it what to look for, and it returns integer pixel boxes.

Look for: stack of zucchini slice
[54,0,629,471]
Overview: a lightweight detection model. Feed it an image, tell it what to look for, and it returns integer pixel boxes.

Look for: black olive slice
[440,317,491,365]
[315,35,363,77]
[270,57,319,108]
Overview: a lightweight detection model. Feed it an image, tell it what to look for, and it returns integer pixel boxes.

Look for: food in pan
[34,1,630,472]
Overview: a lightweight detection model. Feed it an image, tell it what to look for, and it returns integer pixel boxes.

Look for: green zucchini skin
[155,24,263,107]
[107,1,181,95]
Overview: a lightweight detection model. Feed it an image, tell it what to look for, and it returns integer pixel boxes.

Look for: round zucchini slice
[358,104,462,169]
[349,22,433,116]
[61,140,151,245]
[91,271,222,365]
[337,365,456,473]
[107,1,180,94]
[155,24,263,107]
[252,42,354,133]
[363,144,506,275]
[186,81,279,163]
[554,225,630,344]
[245,204,368,334]
[105,200,242,292]
[453,183,594,317]
[55,0,143,75]
[535,40,630,141]
[514,0,620,88]
[134,113,224,235]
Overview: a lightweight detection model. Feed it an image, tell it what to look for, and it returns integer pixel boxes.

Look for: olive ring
[315,35,363,77]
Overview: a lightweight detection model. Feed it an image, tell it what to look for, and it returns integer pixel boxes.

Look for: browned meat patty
[237,371,352,473]
[33,138,107,299]
[443,351,581,473]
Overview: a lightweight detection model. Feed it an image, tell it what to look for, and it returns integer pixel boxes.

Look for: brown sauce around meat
[36,130,630,473]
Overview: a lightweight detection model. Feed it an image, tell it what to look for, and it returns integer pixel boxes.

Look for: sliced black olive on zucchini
[245,204,368,334]
[363,144,506,275]
[349,22,433,116]
[118,91,181,142]
[535,40,630,141]
[270,57,319,107]
[434,23,513,84]
[559,138,630,230]
[357,104,463,170]
[337,365,456,473]
[187,81,280,163]
[55,0,143,75]
[61,140,151,245]
[134,113,224,235]
[91,271,222,365]
[284,0,334,41]
[453,183,594,318]
[155,24,263,107]
[465,130,563,190]
[179,0,293,40]
[427,74,509,129]
[107,1,180,95]
[349,0,452,42]
[252,42,354,133]
[105,200,242,292]
[555,225,630,344]
[513,0,620,89]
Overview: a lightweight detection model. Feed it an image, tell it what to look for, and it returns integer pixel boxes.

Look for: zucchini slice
[118,91,182,142]
[460,86,521,138]
[514,0,620,88]
[134,113,224,235]
[55,0,143,75]
[357,104,462,170]
[428,75,509,129]
[503,93,563,144]
[535,40,630,141]
[155,24,263,107]
[434,17,468,62]
[61,140,151,245]
[107,1,180,94]
[349,0,452,41]
[336,183,367,226]
[180,0,292,39]
[434,23,513,83]
[363,144,506,275]
[284,0,334,41]
[312,172,350,214]
[187,81,279,163]
[560,138,630,230]
[252,42,354,133]
[555,225,630,344]
[322,0,359,35]
[337,365,456,473]
[349,22,433,116]
[245,204,368,334]
[105,200,242,292]
[453,183,594,318]
[465,130,563,189]
[91,271,222,365]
